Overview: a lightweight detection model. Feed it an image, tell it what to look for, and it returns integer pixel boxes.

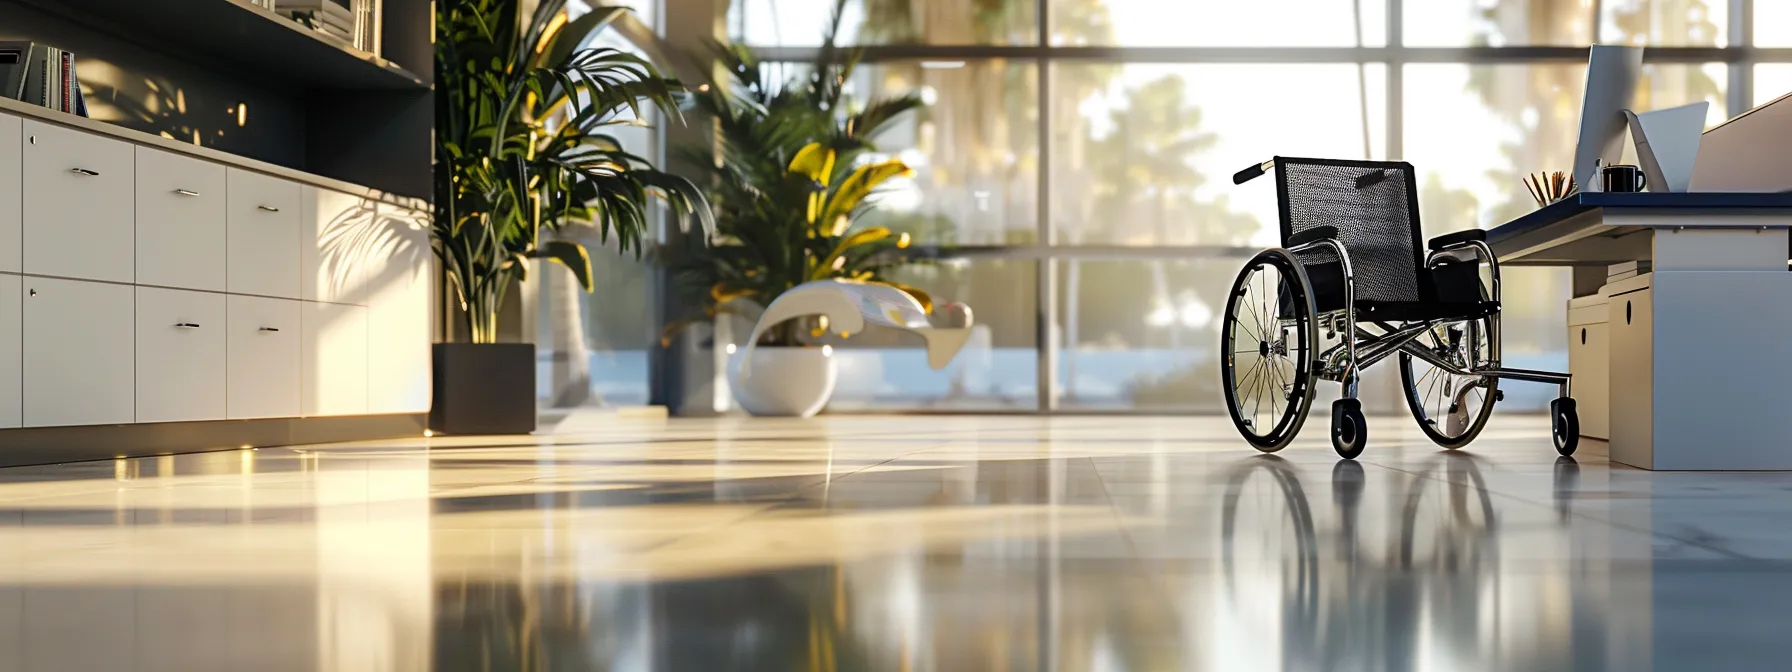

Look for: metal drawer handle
[173,189,201,197]
[258,327,281,332]
[257,205,280,213]
[70,168,99,176]
[174,322,201,329]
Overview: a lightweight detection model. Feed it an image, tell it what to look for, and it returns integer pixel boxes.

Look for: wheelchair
[1227,157,1578,459]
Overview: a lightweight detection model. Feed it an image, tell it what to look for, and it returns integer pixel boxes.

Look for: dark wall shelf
[16,0,427,91]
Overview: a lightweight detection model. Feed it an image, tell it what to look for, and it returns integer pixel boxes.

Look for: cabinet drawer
[226,169,301,298]
[23,277,134,427]
[136,287,226,423]
[0,275,18,428]
[22,120,134,283]
[0,114,20,273]
[137,148,227,291]
[301,186,372,305]
[302,301,367,416]
[227,295,300,419]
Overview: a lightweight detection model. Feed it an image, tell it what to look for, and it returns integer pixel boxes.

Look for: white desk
[1489,192,1792,470]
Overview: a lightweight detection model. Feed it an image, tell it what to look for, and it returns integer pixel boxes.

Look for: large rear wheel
[1399,287,1500,449]
[1221,249,1320,452]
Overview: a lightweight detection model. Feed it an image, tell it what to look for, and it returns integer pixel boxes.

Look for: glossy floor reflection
[2,415,1792,670]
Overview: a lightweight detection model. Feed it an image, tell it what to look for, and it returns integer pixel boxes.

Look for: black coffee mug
[1601,164,1648,193]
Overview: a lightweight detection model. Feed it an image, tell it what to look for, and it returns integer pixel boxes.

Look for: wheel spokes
[1408,318,1497,439]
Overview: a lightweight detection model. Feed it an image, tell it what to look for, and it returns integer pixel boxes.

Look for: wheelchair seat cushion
[1304,259,1495,322]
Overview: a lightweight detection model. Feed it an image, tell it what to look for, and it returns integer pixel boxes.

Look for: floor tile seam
[1363,457,1759,561]
[623,503,786,555]
[799,441,958,488]
[1086,456,1181,603]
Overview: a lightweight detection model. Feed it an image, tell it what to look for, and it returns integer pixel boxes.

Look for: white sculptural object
[738,279,976,376]
[726,280,975,417]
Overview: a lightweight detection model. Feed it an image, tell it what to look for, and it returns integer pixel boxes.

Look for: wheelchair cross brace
[1305,320,1571,399]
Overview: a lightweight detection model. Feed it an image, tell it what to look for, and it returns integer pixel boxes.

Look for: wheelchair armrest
[1427,228,1486,252]
[1287,226,1340,248]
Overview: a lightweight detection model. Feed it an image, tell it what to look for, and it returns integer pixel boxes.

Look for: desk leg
[1608,228,1792,470]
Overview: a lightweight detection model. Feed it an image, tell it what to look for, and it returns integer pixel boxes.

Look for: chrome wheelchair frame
[1227,157,1578,459]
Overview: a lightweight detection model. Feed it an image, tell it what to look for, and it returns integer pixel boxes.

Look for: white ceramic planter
[727,346,838,417]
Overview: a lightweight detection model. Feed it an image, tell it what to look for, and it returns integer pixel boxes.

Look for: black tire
[1221,249,1320,452]
[1399,309,1500,449]
[1551,397,1579,456]
[1331,398,1367,460]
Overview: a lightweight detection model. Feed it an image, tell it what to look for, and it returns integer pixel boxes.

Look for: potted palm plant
[663,22,927,417]
[433,0,710,434]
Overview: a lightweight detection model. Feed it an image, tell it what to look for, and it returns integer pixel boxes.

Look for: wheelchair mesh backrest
[1275,157,1424,304]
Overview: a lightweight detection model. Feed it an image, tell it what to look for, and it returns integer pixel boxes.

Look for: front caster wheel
[1332,399,1367,460]
[1551,398,1579,456]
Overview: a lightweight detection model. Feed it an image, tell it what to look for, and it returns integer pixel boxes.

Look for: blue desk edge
[1487,192,1792,243]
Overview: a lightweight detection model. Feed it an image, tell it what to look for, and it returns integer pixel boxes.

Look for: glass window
[824,259,1038,411]
[538,241,657,408]
[1755,64,1792,107]
[1634,63,1728,124]
[846,60,1041,246]
[1599,0,1727,47]
[729,0,1038,46]
[1049,0,1387,47]
[1050,63,1385,246]
[1053,258,1235,410]
[1758,0,1792,46]
[1405,0,1593,46]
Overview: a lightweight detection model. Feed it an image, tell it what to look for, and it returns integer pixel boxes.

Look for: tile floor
[0,414,1790,670]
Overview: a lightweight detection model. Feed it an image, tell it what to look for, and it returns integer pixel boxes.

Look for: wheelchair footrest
[1483,367,1570,384]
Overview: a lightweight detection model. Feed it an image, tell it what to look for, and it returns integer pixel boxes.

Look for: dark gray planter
[430,343,536,435]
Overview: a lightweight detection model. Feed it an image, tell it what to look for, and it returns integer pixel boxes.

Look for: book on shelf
[1,42,88,117]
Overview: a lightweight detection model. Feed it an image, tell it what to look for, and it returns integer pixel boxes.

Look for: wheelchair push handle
[1233,159,1275,185]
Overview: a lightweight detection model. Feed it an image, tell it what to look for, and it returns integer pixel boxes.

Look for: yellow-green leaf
[818,160,911,229]
[788,143,836,185]
[534,240,593,292]
[810,227,893,281]
[710,282,756,304]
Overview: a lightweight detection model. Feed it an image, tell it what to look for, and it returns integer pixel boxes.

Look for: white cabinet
[135,287,226,423]
[366,204,433,414]
[22,120,134,283]
[226,168,301,299]
[0,116,433,433]
[0,114,20,273]
[300,186,373,305]
[0,275,18,428]
[302,301,368,416]
[1610,279,1653,468]
[1566,293,1610,440]
[23,277,134,427]
[136,147,227,291]
[227,295,300,419]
